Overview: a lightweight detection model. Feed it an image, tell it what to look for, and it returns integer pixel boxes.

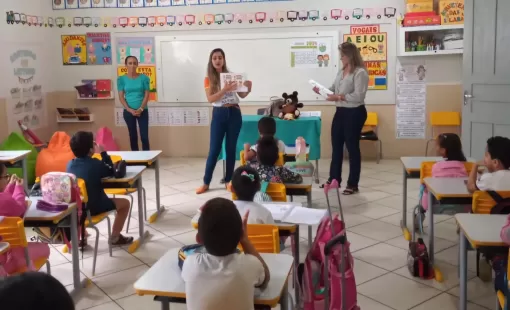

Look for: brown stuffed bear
[278,91,304,120]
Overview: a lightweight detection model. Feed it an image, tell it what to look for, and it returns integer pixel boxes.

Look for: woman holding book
[196,48,252,195]
[117,55,151,151]
[313,42,369,195]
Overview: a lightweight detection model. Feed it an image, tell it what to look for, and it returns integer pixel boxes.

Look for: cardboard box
[406,0,434,13]
[404,12,441,26]
[439,0,464,24]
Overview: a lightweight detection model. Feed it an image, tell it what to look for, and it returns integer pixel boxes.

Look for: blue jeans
[123,109,150,151]
[203,106,242,185]
[329,105,367,187]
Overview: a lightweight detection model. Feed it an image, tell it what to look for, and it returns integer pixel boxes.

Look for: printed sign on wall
[115,37,155,65]
[86,32,112,65]
[61,35,87,65]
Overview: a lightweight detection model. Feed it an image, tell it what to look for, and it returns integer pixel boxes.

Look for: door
[462,0,510,160]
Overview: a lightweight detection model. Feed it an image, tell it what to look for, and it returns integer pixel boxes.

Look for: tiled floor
[40,158,496,309]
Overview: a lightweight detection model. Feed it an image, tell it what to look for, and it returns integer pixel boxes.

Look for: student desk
[134,248,294,310]
[0,150,31,193]
[102,165,148,253]
[400,157,475,238]
[106,151,164,223]
[455,214,507,310]
[219,115,321,180]
[423,177,472,278]
[286,177,314,246]
[24,197,86,296]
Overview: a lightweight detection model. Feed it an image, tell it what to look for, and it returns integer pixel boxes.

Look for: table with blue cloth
[220,115,321,183]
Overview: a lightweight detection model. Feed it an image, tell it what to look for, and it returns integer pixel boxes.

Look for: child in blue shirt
[67,131,133,246]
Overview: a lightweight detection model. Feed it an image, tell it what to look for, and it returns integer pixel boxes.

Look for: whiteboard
[155,32,340,103]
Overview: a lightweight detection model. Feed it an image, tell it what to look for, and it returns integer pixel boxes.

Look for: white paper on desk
[220,73,248,92]
[309,80,333,99]
[261,204,295,222]
[283,207,326,225]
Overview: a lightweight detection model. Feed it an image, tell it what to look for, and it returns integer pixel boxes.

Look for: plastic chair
[242,224,280,253]
[425,112,461,156]
[496,249,510,309]
[77,178,113,276]
[472,191,510,214]
[0,217,50,275]
[240,151,284,166]
[360,112,382,164]
[92,153,147,233]
[232,182,287,202]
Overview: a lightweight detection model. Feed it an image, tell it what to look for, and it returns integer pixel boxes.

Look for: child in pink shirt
[0,164,50,276]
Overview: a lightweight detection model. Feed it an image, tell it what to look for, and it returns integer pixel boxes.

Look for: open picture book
[261,202,326,225]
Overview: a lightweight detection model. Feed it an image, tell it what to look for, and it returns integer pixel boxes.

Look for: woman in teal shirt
[117,56,151,151]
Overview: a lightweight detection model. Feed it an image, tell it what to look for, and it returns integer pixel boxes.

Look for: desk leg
[459,230,468,310]
[68,207,88,297]
[128,179,149,254]
[314,159,319,184]
[401,166,410,240]
[307,191,312,249]
[22,157,29,194]
[220,161,226,184]
[294,226,300,305]
[280,280,289,310]
[148,159,166,223]
[428,190,434,263]
[159,297,170,310]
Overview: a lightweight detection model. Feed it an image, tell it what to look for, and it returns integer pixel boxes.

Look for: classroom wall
[1,0,464,159]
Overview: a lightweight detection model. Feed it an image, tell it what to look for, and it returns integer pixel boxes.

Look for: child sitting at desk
[232,166,274,224]
[244,116,286,163]
[67,131,133,246]
[182,197,270,310]
[254,136,303,184]
[415,133,468,228]
[467,136,510,193]
[0,165,50,276]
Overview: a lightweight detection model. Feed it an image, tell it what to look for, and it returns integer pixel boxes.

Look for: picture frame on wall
[131,0,144,7]
[91,0,105,8]
[186,0,199,5]
[158,0,171,6]
[213,0,227,3]
[65,0,79,9]
[53,0,66,10]
[144,0,157,6]
[199,0,213,4]
[171,0,185,6]
[104,0,118,8]
[118,0,130,7]
[78,0,92,8]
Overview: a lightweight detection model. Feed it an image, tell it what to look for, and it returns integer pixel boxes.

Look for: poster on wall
[396,63,427,139]
[61,35,87,65]
[158,0,171,6]
[86,32,112,65]
[117,66,157,101]
[116,37,155,65]
[115,107,209,127]
[171,0,186,5]
[78,0,92,8]
[104,0,118,8]
[344,25,387,90]
[53,0,66,10]
[4,46,48,133]
[131,0,144,7]
[117,0,131,8]
[92,0,106,8]
[290,39,332,69]
[144,0,158,6]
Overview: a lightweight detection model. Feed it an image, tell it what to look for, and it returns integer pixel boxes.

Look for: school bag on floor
[298,180,359,310]
[96,127,119,152]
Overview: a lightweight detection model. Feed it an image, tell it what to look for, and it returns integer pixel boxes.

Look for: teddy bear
[278,91,304,120]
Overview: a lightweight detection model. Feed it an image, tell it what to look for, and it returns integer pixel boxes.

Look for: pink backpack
[96,127,119,151]
[299,215,359,310]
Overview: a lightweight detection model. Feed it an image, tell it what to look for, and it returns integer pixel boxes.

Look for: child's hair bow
[241,171,255,181]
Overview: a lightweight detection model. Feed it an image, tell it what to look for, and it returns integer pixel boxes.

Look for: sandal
[195,185,209,195]
[342,187,359,195]
[319,181,331,189]
[111,234,134,246]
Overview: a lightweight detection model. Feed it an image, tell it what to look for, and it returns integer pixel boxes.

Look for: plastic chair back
[240,151,284,166]
[0,217,28,249]
[365,112,378,126]
[430,112,461,126]
[472,191,510,214]
[92,153,122,164]
[77,178,88,203]
[243,224,280,253]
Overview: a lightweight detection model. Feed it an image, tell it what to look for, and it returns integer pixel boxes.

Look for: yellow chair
[472,191,510,214]
[242,224,280,253]
[231,182,287,202]
[425,112,461,156]
[92,153,146,232]
[496,249,510,309]
[0,217,50,274]
[360,112,382,164]
[240,151,284,166]
[77,178,113,276]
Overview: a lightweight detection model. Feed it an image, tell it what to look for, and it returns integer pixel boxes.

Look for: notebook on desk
[261,203,325,225]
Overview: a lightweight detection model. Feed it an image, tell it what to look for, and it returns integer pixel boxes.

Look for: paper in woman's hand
[221,73,248,92]
[309,80,333,99]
